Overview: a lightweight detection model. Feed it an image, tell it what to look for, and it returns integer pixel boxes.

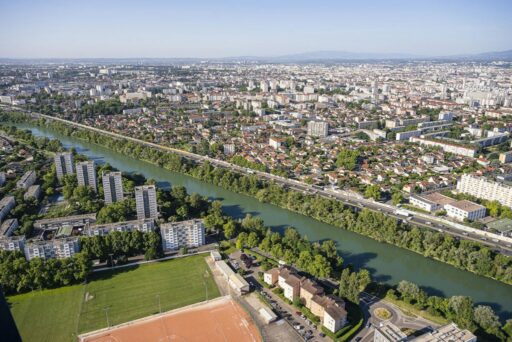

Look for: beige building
[300,278,324,309]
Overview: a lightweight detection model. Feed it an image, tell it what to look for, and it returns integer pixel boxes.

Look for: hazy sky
[1,0,511,58]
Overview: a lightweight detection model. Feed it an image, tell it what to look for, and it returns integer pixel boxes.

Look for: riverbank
[10,113,511,287]
[5,117,512,320]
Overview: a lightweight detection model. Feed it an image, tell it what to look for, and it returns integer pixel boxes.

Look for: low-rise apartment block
[264,266,347,333]
[85,218,155,236]
[24,238,80,260]
[0,235,26,252]
[160,219,205,251]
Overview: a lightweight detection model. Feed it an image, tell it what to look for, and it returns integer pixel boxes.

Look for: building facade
[445,200,487,221]
[307,121,329,137]
[54,152,75,180]
[76,161,97,191]
[160,219,205,251]
[24,238,80,260]
[457,174,512,208]
[85,219,155,236]
[102,171,124,204]
[135,185,158,220]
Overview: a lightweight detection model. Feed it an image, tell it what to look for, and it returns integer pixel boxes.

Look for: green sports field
[7,255,220,342]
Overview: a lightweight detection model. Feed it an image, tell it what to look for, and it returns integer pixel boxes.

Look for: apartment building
[24,184,41,200]
[160,219,205,251]
[457,174,512,208]
[54,152,74,179]
[102,171,124,204]
[445,200,486,222]
[24,238,80,260]
[410,137,476,158]
[16,170,36,189]
[278,268,303,301]
[0,218,18,237]
[499,151,512,164]
[307,121,329,137]
[34,213,96,231]
[0,236,25,252]
[76,160,97,191]
[265,266,347,333]
[85,218,155,236]
[0,196,15,223]
[135,185,158,220]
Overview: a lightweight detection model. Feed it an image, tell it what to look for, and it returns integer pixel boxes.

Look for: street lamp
[103,307,110,328]
[156,294,162,314]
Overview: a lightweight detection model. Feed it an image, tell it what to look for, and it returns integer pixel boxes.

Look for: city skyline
[1,0,511,59]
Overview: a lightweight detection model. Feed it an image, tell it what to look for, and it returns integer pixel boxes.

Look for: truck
[395,209,410,217]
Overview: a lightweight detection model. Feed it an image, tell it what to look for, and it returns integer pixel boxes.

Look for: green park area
[7,255,220,342]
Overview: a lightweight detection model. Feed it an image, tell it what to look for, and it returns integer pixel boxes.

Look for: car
[296,311,301,316]
[319,333,326,337]
[355,337,362,342]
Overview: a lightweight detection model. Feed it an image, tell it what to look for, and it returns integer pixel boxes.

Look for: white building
[396,130,422,141]
[24,238,80,260]
[54,152,75,180]
[0,196,15,224]
[0,236,25,252]
[411,323,476,342]
[409,193,455,213]
[307,121,329,137]
[76,161,97,191]
[85,219,155,236]
[102,171,124,204]
[16,170,36,190]
[457,174,512,208]
[160,219,205,251]
[374,321,408,342]
[135,185,158,220]
[223,143,236,155]
[445,200,486,222]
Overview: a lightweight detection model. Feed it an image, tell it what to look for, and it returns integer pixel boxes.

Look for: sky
[1,0,511,58]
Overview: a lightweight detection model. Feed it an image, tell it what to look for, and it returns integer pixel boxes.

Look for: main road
[4,105,512,255]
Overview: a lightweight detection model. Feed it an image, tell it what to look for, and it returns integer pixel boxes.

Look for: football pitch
[7,255,220,342]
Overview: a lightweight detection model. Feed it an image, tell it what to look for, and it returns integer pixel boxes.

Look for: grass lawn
[7,255,220,342]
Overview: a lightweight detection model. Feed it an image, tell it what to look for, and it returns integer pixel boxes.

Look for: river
[13,123,512,319]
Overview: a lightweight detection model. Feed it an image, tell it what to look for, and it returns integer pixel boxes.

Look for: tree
[365,185,382,201]
[473,305,500,333]
[236,232,248,250]
[391,192,403,205]
[448,296,476,331]
[336,149,360,170]
[223,220,237,239]
[246,232,260,248]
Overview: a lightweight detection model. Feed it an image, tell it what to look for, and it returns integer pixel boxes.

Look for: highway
[4,105,512,255]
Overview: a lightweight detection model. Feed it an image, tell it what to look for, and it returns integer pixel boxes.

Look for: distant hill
[273,50,418,61]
